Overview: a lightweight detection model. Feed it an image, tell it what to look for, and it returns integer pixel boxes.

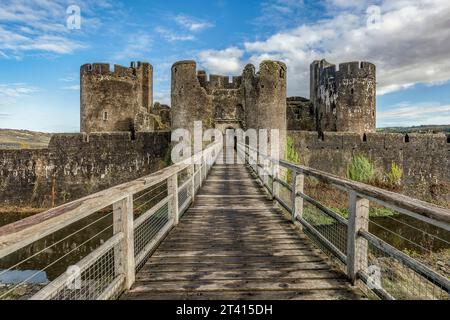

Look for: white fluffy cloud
[378,102,450,126]
[198,47,245,74]
[173,15,214,32]
[0,0,116,59]
[199,0,450,98]
[0,83,38,106]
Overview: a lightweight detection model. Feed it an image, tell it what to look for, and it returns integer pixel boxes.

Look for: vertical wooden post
[167,174,179,225]
[113,195,135,290]
[292,172,304,223]
[189,164,195,203]
[272,163,280,201]
[347,191,369,284]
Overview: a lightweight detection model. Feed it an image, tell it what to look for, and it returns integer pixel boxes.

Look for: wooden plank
[128,278,353,293]
[122,156,364,301]
[121,289,365,300]
[152,248,319,258]
[135,269,338,281]
[139,261,329,273]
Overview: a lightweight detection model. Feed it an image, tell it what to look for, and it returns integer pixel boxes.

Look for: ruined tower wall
[80,62,153,133]
[310,60,376,134]
[255,61,287,158]
[287,97,315,131]
[242,64,258,131]
[171,60,287,159]
[0,132,170,208]
[289,130,450,207]
[171,61,214,137]
[336,62,376,133]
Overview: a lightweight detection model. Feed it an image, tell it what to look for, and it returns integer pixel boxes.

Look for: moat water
[0,210,448,287]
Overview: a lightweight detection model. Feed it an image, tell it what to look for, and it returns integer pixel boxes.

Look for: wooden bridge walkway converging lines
[122,147,364,300]
[0,141,448,301]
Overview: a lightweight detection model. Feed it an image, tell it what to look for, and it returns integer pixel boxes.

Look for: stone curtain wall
[289,131,450,207]
[0,132,170,208]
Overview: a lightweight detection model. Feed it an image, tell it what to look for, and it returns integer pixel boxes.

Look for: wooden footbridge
[0,142,449,300]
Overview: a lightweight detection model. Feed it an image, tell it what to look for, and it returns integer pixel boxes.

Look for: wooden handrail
[0,142,221,259]
[239,142,450,228]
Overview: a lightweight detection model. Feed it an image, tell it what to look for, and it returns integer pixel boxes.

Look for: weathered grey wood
[130,278,353,293]
[189,164,195,205]
[346,191,369,284]
[0,164,186,260]
[0,142,223,260]
[242,143,450,227]
[121,289,365,300]
[113,195,135,290]
[167,173,179,226]
[122,158,363,300]
[292,172,304,223]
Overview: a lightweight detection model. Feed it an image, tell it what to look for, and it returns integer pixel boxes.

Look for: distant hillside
[0,129,52,149]
[378,125,450,134]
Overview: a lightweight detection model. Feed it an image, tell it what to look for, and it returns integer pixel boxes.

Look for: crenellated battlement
[80,61,154,134]
[337,61,376,79]
[80,62,152,79]
[310,59,376,134]
[195,71,242,90]
[171,59,286,153]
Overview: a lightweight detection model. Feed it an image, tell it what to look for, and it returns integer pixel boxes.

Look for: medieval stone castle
[80,58,376,140]
[1,58,448,209]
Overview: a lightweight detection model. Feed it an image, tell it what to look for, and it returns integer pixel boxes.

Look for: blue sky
[0,0,449,132]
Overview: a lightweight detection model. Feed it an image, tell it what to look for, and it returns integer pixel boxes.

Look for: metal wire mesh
[357,240,449,300]
[50,246,116,300]
[194,169,201,192]
[134,202,170,268]
[0,208,114,300]
[133,181,167,218]
[302,201,347,270]
[178,181,192,216]
[356,203,450,300]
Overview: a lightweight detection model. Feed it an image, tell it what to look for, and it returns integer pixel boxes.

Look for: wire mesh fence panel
[133,181,167,219]
[194,170,201,192]
[134,202,170,269]
[178,181,192,217]
[302,201,347,268]
[49,245,117,300]
[357,201,450,300]
[177,167,190,187]
[0,207,114,300]
[357,240,449,300]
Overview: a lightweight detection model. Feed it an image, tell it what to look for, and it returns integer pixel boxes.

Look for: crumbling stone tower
[80,62,154,133]
[310,59,376,134]
[171,60,286,158]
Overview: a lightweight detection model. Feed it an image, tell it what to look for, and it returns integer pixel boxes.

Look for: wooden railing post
[168,174,179,226]
[113,195,135,290]
[272,163,280,201]
[189,164,195,203]
[347,191,369,284]
[292,172,305,223]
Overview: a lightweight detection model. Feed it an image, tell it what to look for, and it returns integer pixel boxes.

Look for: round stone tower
[335,61,376,133]
[257,60,287,159]
[171,60,214,140]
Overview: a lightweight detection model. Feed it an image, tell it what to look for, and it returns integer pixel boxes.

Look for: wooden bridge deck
[122,150,364,300]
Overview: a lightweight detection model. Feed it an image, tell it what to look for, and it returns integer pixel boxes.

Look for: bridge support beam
[113,195,135,290]
[347,191,369,285]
